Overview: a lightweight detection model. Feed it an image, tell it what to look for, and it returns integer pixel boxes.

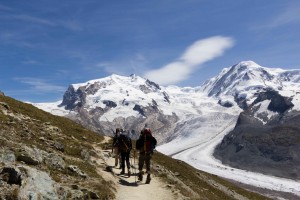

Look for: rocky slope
[0,94,115,199]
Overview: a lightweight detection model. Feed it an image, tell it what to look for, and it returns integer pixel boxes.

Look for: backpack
[112,135,119,147]
[136,128,157,153]
[118,134,132,152]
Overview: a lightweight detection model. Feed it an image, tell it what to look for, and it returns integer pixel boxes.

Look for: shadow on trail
[118,178,139,187]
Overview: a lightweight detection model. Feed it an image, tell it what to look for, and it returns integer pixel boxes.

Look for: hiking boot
[120,170,125,175]
[138,172,143,181]
[145,174,151,184]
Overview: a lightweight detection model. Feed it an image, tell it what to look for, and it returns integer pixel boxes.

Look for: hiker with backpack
[118,129,132,177]
[136,127,157,184]
[112,128,121,168]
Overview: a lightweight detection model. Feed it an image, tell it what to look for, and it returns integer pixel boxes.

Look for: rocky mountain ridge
[201,61,300,109]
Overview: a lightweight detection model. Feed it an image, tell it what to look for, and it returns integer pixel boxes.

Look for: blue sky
[1,0,300,102]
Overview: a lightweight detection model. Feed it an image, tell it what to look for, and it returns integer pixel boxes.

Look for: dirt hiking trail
[93,136,179,200]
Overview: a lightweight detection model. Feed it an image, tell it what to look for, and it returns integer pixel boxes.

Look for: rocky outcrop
[59,85,86,110]
[146,79,161,90]
[103,100,117,108]
[214,91,300,180]
[254,90,294,113]
[218,99,233,108]
[18,166,60,200]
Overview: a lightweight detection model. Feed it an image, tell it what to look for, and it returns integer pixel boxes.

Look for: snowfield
[157,124,300,197]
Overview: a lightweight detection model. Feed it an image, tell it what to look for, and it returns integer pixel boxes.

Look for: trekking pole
[134,149,136,183]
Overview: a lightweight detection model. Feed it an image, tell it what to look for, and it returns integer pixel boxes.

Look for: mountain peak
[200,61,300,108]
[235,60,260,68]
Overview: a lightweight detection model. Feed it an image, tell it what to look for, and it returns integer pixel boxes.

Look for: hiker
[136,127,157,184]
[118,129,132,176]
[112,128,121,168]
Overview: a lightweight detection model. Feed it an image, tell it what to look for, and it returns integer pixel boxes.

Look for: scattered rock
[174,172,180,176]
[68,165,87,178]
[1,150,16,165]
[53,142,64,152]
[0,102,9,110]
[68,189,84,199]
[89,191,100,199]
[17,155,39,165]
[18,166,60,200]
[45,153,66,170]
[71,185,79,190]
[16,147,44,166]
[105,166,114,175]
[0,167,22,185]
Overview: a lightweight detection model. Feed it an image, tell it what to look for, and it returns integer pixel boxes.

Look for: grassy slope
[0,95,114,199]
[153,152,270,200]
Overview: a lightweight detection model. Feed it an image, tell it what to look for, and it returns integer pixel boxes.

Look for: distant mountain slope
[34,60,300,157]
[34,74,241,146]
[214,90,300,180]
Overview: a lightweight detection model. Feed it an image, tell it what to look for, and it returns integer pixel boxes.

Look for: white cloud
[14,77,65,93]
[22,59,39,65]
[89,53,150,76]
[144,62,189,85]
[251,3,300,30]
[0,4,12,11]
[269,4,300,28]
[144,36,234,85]
[11,14,56,26]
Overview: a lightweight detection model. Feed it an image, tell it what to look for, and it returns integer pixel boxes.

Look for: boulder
[68,165,87,178]
[53,142,64,152]
[18,166,60,200]
[45,153,66,170]
[16,147,44,166]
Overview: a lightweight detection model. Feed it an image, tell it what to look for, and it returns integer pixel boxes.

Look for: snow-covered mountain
[34,60,300,197]
[35,73,240,145]
[201,61,300,110]
[34,60,300,145]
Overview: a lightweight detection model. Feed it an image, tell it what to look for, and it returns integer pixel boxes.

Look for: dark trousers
[120,151,130,171]
[138,152,152,174]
